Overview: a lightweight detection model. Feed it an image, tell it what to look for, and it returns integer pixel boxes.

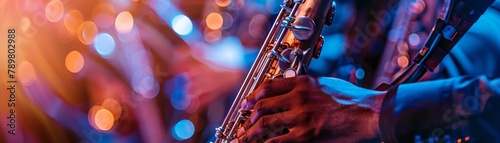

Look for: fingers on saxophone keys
[249,96,290,126]
[239,111,295,143]
[243,77,299,110]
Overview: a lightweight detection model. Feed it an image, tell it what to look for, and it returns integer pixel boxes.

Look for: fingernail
[237,128,246,136]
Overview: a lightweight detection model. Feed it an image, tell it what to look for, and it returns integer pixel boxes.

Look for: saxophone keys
[291,16,315,40]
[284,68,297,78]
[325,1,336,26]
[313,35,324,59]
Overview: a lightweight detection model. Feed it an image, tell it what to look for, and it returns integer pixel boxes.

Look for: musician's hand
[237,75,386,143]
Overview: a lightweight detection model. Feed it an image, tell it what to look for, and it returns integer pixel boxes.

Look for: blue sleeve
[379,76,500,142]
[379,3,500,142]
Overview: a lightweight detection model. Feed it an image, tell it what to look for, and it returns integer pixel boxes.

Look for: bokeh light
[94,108,115,131]
[397,56,409,68]
[102,98,122,121]
[408,33,421,46]
[166,75,190,110]
[20,17,31,32]
[215,0,231,7]
[172,119,195,141]
[19,61,37,85]
[64,10,84,34]
[78,21,99,45]
[172,15,193,36]
[397,42,409,53]
[93,33,116,58]
[132,69,159,98]
[65,51,85,73]
[206,12,223,30]
[115,11,134,34]
[205,37,244,69]
[45,0,64,22]
[355,68,365,80]
[220,12,233,29]
[248,14,268,39]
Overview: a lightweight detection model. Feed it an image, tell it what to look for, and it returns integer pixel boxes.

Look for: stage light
[172,15,193,36]
[93,33,116,58]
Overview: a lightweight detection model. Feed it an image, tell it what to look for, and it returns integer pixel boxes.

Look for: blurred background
[0,0,446,142]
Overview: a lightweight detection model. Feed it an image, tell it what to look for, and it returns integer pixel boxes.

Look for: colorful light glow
[19,61,37,85]
[215,0,231,7]
[45,0,64,22]
[115,11,134,34]
[172,119,195,141]
[408,33,421,46]
[397,56,409,68]
[166,75,190,110]
[20,17,31,32]
[93,33,116,58]
[94,108,115,131]
[64,10,84,34]
[132,69,159,98]
[220,12,233,29]
[78,21,99,45]
[206,12,223,30]
[355,68,365,80]
[102,98,122,121]
[65,51,85,73]
[172,15,193,36]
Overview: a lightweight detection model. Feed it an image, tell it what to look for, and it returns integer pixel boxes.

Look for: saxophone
[215,0,336,142]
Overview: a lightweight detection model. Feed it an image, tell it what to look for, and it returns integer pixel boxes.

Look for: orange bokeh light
[65,51,85,73]
[64,10,84,34]
[115,11,134,34]
[78,21,99,45]
[397,56,409,68]
[94,108,115,131]
[215,0,231,7]
[19,62,37,85]
[102,98,122,120]
[206,12,223,30]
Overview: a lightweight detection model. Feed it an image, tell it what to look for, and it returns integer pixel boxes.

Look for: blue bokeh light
[205,37,244,69]
[164,74,190,110]
[172,15,193,36]
[93,33,116,58]
[172,119,195,141]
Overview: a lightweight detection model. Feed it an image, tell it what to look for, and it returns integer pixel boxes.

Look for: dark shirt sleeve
[379,76,500,142]
[379,3,500,143]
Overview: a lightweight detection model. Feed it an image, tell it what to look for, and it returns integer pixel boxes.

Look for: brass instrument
[214,0,336,142]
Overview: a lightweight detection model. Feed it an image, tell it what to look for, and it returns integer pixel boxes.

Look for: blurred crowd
[0,0,469,142]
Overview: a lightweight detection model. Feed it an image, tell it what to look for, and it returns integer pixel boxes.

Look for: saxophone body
[215,0,336,142]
